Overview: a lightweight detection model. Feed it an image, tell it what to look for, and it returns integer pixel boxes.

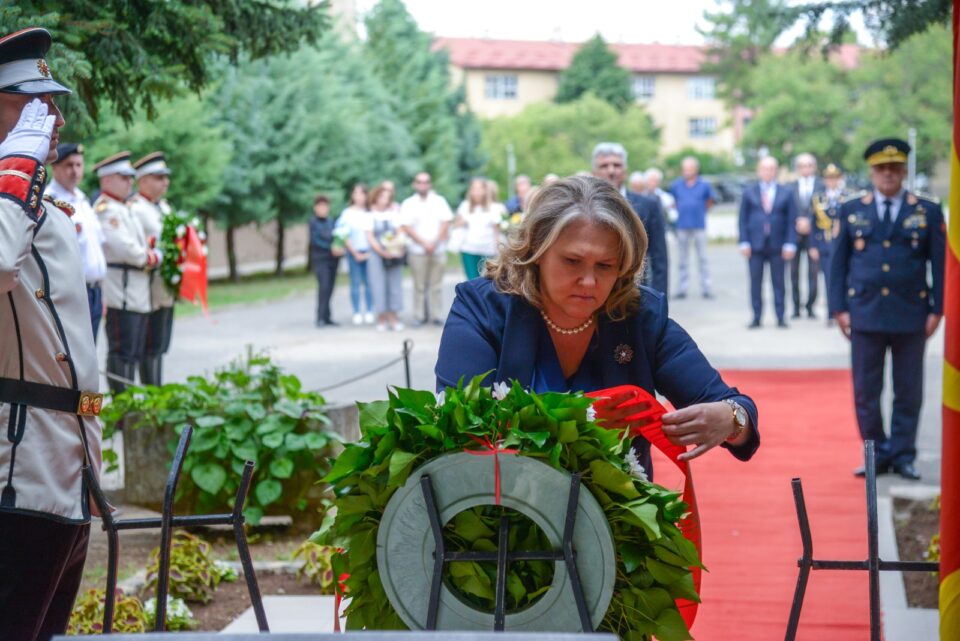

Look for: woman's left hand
[661,402,737,462]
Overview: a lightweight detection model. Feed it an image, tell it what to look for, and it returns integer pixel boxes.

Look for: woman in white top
[365,183,407,331]
[454,177,502,280]
[334,183,375,324]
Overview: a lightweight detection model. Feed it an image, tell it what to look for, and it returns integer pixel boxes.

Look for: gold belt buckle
[77,391,103,417]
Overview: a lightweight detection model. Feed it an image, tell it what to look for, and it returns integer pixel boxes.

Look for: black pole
[232,461,269,632]
[154,426,192,632]
[784,478,812,641]
[403,339,413,388]
[864,441,881,641]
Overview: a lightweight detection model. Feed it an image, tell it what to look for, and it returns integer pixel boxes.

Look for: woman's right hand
[591,391,653,432]
[354,251,369,262]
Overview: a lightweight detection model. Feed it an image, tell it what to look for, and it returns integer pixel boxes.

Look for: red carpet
[652,369,872,641]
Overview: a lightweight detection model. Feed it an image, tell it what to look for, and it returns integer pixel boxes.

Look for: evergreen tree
[208,33,421,278]
[0,1,327,135]
[79,95,231,217]
[555,35,634,111]
[363,0,465,202]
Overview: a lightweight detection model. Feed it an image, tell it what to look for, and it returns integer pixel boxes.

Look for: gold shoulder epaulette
[911,191,941,205]
[841,191,865,205]
[42,195,75,217]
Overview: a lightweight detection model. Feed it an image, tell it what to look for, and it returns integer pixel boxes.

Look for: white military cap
[92,151,137,178]
[0,28,70,95]
[133,151,171,178]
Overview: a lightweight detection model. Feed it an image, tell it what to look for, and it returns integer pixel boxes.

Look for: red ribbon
[177,226,209,317]
[586,385,702,629]
[465,435,519,506]
[333,546,348,633]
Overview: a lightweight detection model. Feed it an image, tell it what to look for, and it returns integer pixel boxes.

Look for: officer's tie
[881,198,893,238]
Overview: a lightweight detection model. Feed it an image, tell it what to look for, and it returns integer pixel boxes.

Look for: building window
[631,75,655,100]
[687,76,716,100]
[485,74,518,100]
[689,117,718,138]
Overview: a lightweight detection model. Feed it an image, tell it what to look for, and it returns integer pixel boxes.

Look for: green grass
[175,270,319,317]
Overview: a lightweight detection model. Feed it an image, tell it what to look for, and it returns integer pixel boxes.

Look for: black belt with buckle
[0,378,103,417]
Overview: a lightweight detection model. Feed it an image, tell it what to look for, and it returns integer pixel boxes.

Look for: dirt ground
[893,497,939,609]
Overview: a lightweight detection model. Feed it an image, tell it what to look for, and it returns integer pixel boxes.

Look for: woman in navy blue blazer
[435,176,758,476]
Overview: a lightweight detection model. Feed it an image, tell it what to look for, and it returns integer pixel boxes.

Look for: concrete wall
[204,219,310,280]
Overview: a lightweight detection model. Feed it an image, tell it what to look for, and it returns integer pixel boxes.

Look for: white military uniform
[96,192,152,313]
[129,193,174,309]
[0,184,103,522]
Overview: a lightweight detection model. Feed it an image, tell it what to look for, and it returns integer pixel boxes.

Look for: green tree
[481,94,660,191]
[78,95,231,217]
[364,0,470,202]
[209,33,421,278]
[790,0,950,49]
[0,1,327,135]
[555,35,634,111]
[698,0,798,107]
[843,23,952,175]
[662,148,736,180]
[740,50,854,166]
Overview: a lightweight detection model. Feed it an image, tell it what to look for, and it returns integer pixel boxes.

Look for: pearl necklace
[540,310,594,335]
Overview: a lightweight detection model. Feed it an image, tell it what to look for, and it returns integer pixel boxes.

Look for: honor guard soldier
[129,152,173,385]
[0,28,105,640]
[829,138,945,480]
[46,142,108,340]
[93,151,161,393]
[809,163,850,317]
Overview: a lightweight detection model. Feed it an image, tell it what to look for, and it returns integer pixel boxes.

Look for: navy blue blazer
[738,182,798,251]
[435,278,760,465]
[828,191,945,333]
[626,190,669,295]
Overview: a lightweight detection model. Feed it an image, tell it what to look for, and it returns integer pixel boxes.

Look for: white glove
[0,99,56,163]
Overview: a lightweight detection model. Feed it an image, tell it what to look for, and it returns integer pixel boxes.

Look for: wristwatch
[723,399,748,442]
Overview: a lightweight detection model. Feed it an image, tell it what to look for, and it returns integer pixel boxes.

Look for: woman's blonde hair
[484,175,648,320]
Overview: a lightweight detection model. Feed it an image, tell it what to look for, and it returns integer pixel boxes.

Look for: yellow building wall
[642,74,734,157]
[460,68,558,117]
[455,66,736,159]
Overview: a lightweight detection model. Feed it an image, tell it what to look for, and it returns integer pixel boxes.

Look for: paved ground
[122,235,944,489]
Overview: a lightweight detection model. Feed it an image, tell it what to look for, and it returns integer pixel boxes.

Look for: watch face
[734,406,747,426]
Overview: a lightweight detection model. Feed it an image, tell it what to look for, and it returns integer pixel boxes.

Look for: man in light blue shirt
[669,156,718,299]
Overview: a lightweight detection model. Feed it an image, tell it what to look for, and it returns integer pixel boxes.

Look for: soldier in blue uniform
[828,138,945,480]
[809,163,850,325]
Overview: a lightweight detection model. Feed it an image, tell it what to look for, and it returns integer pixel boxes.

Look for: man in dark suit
[738,156,798,328]
[591,142,668,294]
[790,153,824,318]
[828,138,944,481]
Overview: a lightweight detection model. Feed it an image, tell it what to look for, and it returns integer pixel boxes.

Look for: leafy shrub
[102,350,339,523]
[67,588,147,634]
[292,540,336,593]
[143,595,197,631]
[144,531,233,604]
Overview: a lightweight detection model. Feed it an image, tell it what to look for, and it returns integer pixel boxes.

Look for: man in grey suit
[790,153,824,318]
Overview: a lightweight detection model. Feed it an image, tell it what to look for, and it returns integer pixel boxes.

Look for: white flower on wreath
[175,224,187,238]
[491,381,510,400]
[586,405,597,422]
[625,450,648,482]
[198,231,207,242]
[171,274,181,285]
[202,245,209,256]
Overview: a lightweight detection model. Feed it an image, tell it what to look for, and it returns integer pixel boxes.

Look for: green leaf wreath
[158,210,206,297]
[313,374,702,641]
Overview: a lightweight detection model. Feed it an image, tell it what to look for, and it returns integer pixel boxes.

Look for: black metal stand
[419,472,593,632]
[784,440,939,641]
[84,424,269,633]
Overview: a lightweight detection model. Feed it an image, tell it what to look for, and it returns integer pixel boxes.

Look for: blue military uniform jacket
[435,278,760,468]
[828,191,945,333]
[810,188,848,254]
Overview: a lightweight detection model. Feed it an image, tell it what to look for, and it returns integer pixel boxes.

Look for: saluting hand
[0,99,56,162]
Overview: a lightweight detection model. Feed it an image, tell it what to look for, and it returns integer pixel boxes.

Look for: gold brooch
[614,344,634,364]
[36,59,50,78]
